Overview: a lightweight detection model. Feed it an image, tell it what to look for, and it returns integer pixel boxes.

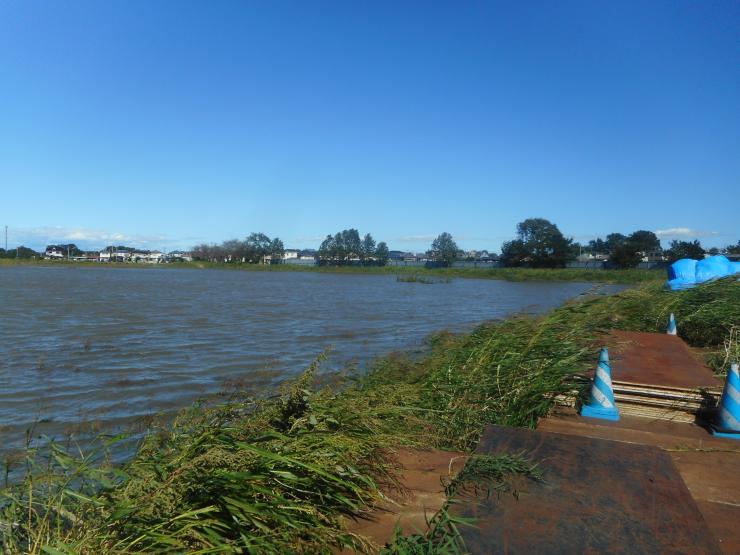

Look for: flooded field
[0,266,623,448]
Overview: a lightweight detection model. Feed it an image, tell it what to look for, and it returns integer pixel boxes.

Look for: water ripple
[0,266,624,449]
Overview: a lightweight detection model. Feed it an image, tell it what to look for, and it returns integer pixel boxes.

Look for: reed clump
[1,278,737,553]
[396,275,452,284]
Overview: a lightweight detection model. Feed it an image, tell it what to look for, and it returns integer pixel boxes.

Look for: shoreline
[3,278,735,553]
[0,258,663,284]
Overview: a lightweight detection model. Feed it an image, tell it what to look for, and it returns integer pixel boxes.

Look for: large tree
[332,232,346,262]
[360,233,376,264]
[627,230,661,254]
[245,232,273,263]
[587,238,609,255]
[502,218,574,268]
[604,233,627,253]
[429,232,459,267]
[318,235,335,264]
[375,242,389,266]
[610,242,642,269]
[500,239,529,267]
[665,240,704,262]
[341,229,362,262]
[222,239,245,261]
[270,238,285,262]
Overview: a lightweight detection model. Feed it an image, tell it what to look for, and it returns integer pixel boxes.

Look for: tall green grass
[2,278,737,553]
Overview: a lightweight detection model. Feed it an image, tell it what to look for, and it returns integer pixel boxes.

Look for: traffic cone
[581,347,620,421]
[711,363,740,439]
[667,313,677,335]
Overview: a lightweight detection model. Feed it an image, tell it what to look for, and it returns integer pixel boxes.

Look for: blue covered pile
[666,255,740,290]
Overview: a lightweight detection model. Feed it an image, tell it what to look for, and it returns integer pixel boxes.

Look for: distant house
[462,250,499,262]
[275,248,317,265]
[44,247,65,259]
[641,250,665,263]
[167,251,193,262]
[298,249,317,260]
[389,250,417,261]
[576,253,608,262]
[133,251,164,263]
[99,250,132,263]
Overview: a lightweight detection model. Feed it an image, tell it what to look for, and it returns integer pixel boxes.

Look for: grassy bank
[1,257,663,284]
[2,278,737,553]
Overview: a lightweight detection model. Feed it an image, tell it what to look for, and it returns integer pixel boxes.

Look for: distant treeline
[191,233,285,263]
[190,229,392,266]
[500,219,740,269]
[578,233,740,267]
[499,222,670,269]
[0,246,38,259]
[4,219,739,268]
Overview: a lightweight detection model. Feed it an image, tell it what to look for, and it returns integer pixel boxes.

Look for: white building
[167,251,193,262]
[44,248,65,259]
[132,251,164,263]
[99,250,132,262]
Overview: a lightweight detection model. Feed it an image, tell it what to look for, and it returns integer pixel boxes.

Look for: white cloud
[395,235,438,243]
[291,235,326,243]
[394,234,513,245]
[655,227,721,239]
[7,226,186,251]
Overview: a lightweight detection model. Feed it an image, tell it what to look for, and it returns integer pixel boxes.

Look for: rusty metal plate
[609,331,721,389]
[453,425,722,554]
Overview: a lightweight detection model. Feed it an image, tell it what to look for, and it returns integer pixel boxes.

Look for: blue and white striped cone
[581,347,620,421]
[667,313,677,335]
[712,363,740,439]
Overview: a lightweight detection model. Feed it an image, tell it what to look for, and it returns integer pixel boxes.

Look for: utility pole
[4,225,7,251]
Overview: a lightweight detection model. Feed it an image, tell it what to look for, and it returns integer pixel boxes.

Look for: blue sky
[1,1,738,253]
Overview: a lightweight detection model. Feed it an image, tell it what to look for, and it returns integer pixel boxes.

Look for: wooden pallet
[554,381,721,423]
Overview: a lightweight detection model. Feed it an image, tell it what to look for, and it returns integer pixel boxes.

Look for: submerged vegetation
[2,278,737,553]
[396,274,452,284]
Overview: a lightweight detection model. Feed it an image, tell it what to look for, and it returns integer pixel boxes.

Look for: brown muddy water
[0,266,624,451]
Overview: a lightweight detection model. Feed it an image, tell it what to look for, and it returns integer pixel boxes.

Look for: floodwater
[0,266,624,449]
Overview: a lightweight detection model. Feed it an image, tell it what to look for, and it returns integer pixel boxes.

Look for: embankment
[1,257,663,284]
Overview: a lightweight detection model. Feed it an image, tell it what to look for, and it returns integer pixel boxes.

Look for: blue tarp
[666,255,740,290]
